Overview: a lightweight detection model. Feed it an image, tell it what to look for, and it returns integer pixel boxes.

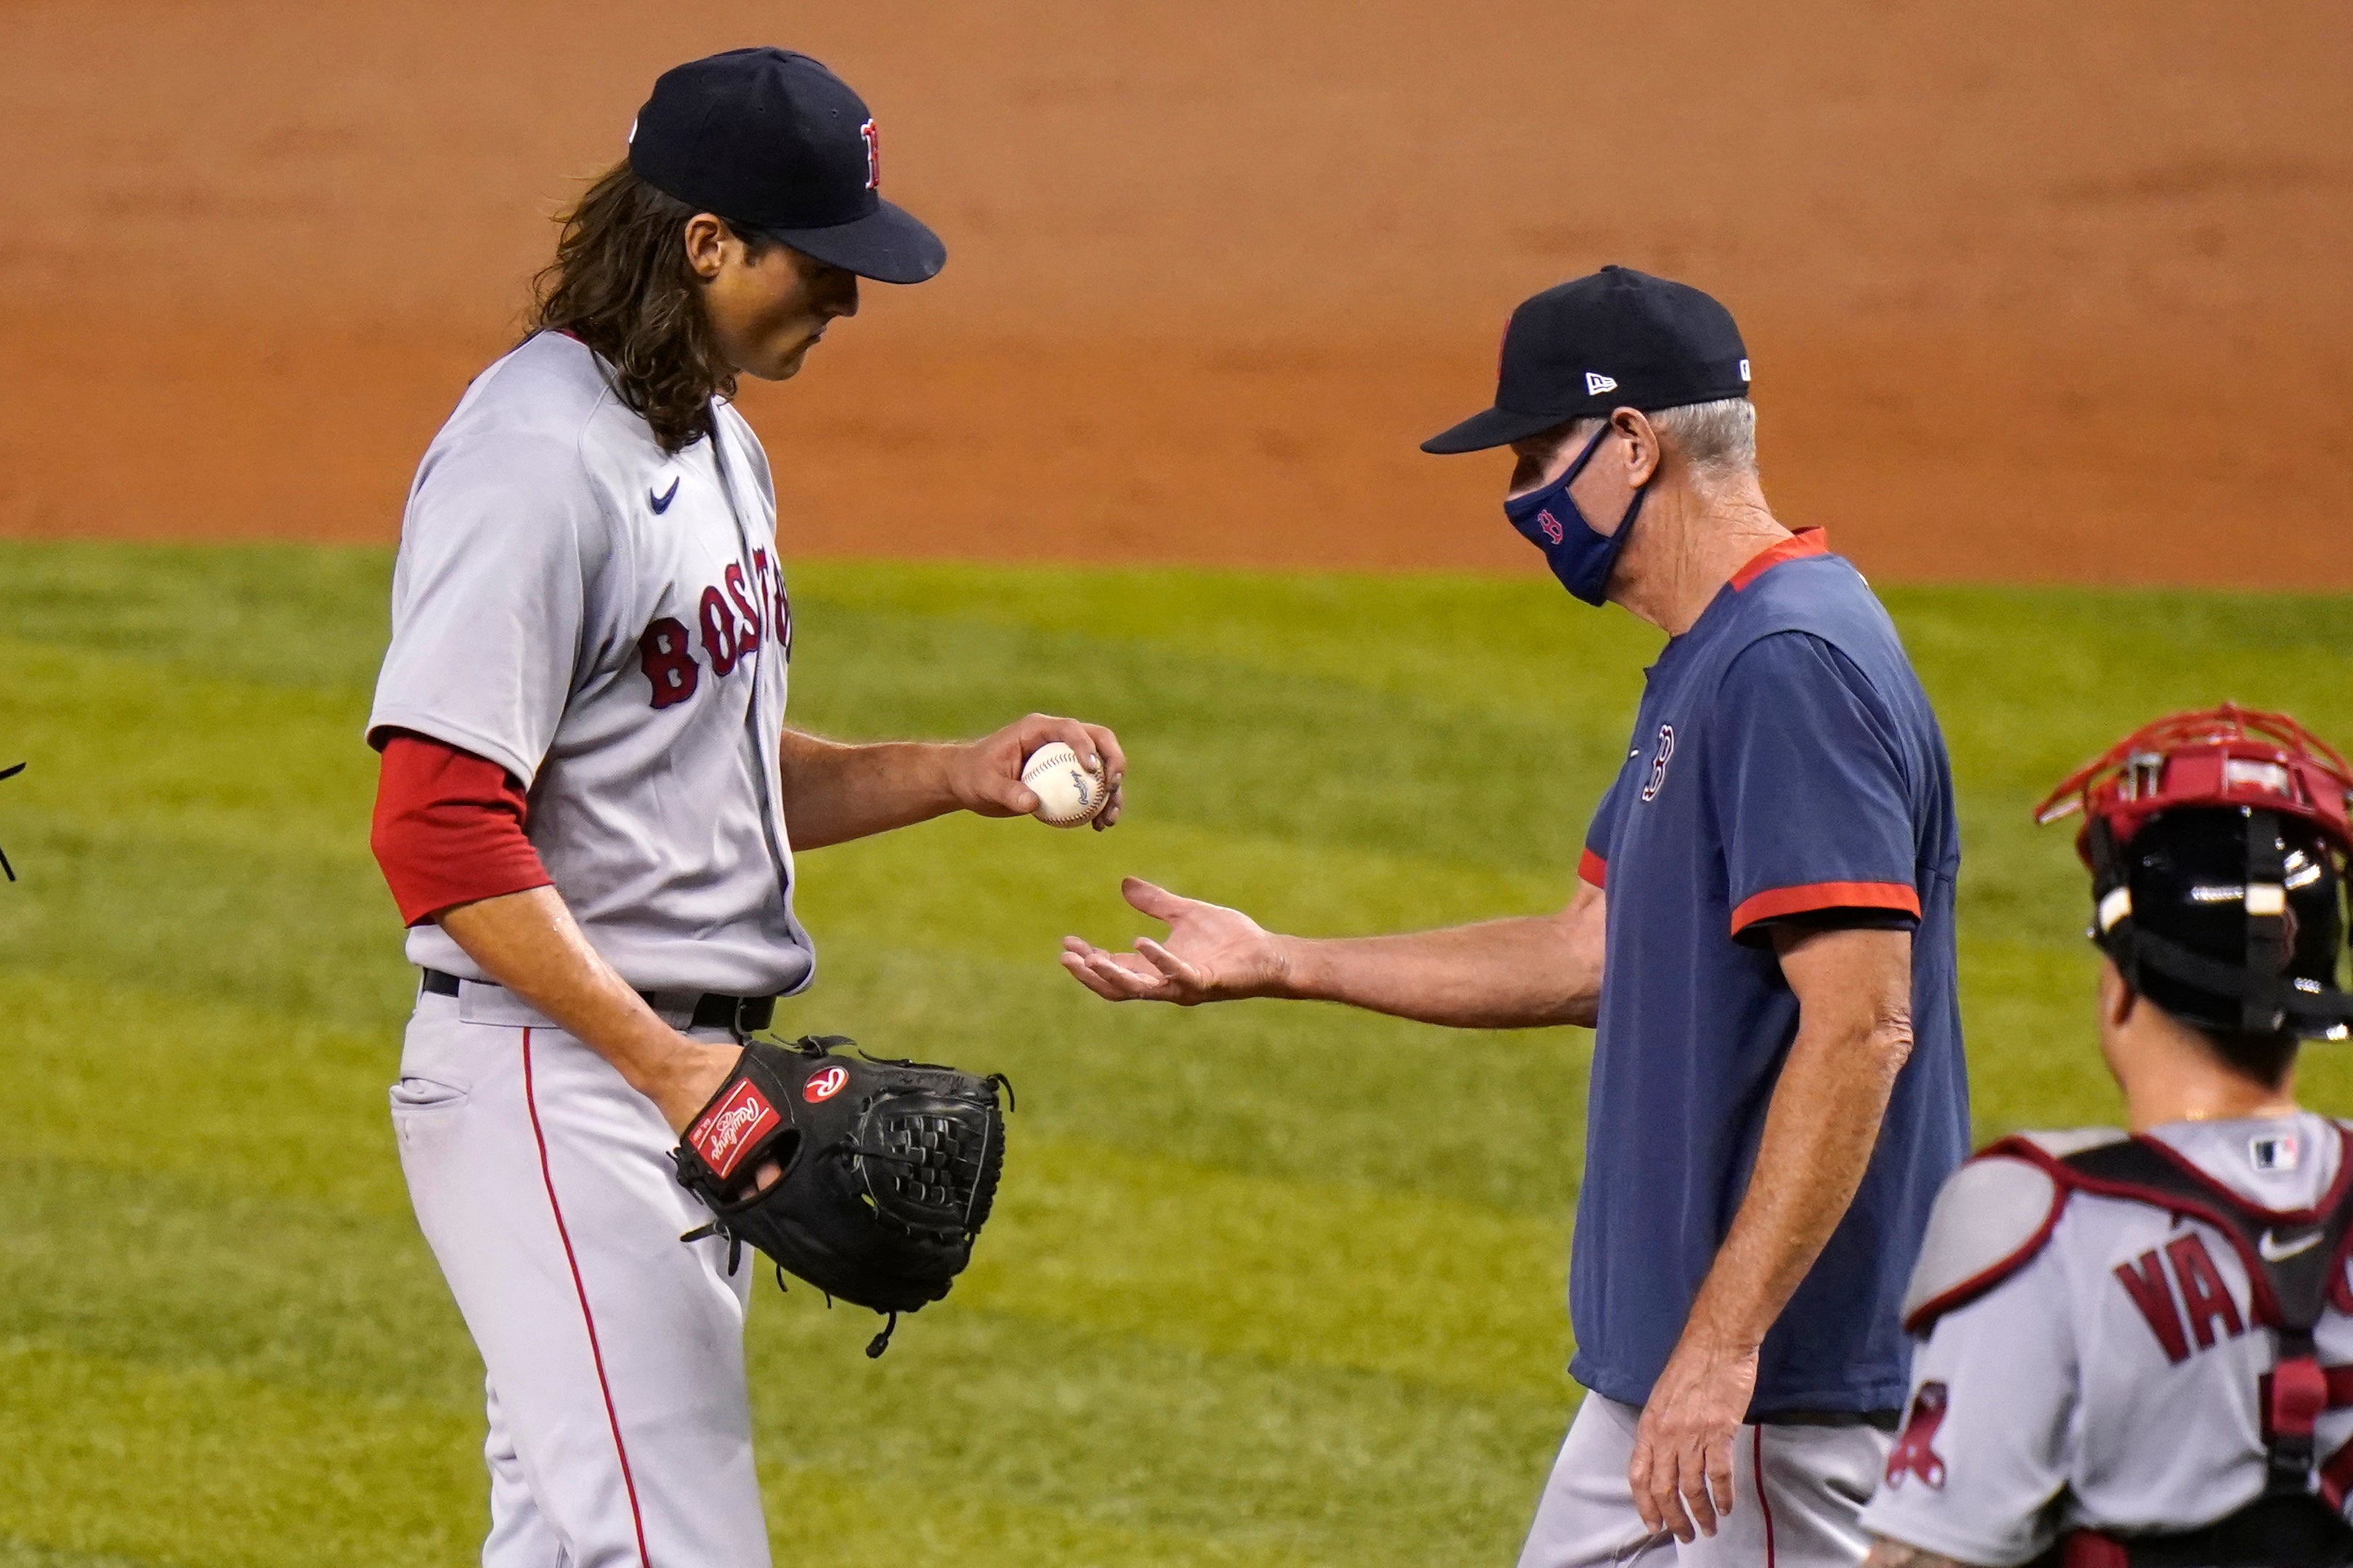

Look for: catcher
[1863,706,2353,1567]
[367,49,1116,1567]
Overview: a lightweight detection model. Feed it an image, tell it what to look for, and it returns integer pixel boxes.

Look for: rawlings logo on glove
[688,1080,783,1179]
[671,1034,1011,1357]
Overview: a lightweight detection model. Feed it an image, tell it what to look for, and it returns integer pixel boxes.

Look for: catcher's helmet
[2036,704,2353,1040]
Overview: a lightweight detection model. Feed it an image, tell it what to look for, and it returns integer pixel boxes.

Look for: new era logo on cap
[1421,267,1751,455]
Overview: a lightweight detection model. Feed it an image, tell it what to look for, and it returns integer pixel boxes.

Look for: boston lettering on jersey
[640,548,792,710]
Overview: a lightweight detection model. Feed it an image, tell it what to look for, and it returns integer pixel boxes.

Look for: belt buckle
[729,995,758,1036]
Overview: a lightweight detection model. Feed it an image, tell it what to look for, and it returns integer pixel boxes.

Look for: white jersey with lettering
[370,329,811,997]
[1860,1112,2353,1566]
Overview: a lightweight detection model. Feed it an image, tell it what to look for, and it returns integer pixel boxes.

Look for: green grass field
[1,540,2349,1567]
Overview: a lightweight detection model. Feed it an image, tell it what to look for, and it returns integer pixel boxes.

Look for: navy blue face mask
[1502,424,1650,607]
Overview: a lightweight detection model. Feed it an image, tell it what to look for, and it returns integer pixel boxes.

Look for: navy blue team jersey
[1571,529,1968,1416]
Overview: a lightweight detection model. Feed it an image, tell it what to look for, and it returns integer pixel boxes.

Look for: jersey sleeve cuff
[1729,880,1920,936]
[365,708,541,791]
[1578,848,1608,889]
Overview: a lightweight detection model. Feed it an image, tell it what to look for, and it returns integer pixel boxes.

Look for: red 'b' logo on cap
[859,119,879,190]
[804,1065,849,1102]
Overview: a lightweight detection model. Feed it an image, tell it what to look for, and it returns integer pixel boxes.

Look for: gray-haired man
[1066,268,1970,1564]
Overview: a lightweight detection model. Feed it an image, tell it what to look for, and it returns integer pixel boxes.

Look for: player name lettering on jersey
[2114,1233,2245,1363]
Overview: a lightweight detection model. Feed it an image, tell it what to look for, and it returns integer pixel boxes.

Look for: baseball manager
[1063,267,1970,1563]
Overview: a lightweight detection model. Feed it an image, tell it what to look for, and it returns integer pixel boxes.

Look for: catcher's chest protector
[671,1036,1010,1357]
[2004,1132,2353,1568]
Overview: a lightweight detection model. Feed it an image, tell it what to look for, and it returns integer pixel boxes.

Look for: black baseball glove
[671,1035,1011,1357]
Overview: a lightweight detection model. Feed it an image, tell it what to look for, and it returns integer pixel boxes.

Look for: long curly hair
[527,161,762,454]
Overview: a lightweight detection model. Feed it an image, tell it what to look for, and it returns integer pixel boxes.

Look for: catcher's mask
[2034,704,2353,1040]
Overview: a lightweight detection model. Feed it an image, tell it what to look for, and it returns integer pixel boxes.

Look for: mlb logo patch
[2251,1134,2301,1173]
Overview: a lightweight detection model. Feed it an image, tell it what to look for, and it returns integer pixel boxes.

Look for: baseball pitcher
[1865,706,2353,1568]
[367,49,1123,1566]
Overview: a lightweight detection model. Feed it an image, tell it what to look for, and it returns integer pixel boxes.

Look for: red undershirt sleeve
[369,731,552,927]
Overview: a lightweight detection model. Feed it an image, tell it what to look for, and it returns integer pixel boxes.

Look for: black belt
[420,968,777,1034]
[1754,1407,1901,1431]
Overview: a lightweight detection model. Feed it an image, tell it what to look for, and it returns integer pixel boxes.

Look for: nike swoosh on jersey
[649,477,681,514]
[2259,1228,2324,1262]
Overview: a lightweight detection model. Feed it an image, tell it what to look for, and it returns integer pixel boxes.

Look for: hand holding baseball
[1061,877,1291,1004]
[952,712,1125,830]
[1021,741,1111,827]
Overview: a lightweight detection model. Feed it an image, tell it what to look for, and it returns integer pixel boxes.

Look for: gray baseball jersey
[369,330,813,997]
[1861,1112,2353,1564]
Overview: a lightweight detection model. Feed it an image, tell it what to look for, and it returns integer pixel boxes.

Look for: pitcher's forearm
[1279,914,1600,1028]
[436,886,702,1108]
[778,730,963,849]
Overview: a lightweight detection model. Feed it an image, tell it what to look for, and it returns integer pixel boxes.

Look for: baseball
[1021,741,1109,827]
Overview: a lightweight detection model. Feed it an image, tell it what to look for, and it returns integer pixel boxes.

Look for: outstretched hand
[1060,877,1292,1004]
[950,712,1125,829]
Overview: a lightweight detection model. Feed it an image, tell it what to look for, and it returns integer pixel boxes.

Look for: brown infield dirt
[1,0,2346,585]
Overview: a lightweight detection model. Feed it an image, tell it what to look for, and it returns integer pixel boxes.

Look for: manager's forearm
[1681,1011,1913,1354]
[1279,914,1600,1029]
[778,728,963,849]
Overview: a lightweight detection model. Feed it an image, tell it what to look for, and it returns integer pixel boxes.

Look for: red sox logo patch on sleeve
[688,1079,782,1180]
[803,1065,849,1103]
[1884,1381,1949,1490]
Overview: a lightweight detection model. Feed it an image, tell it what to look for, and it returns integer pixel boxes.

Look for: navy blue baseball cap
[1422,266,1749,454]
[628,48,946,285]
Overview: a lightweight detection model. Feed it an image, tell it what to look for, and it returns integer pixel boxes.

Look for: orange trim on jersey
[1730,528,1829,592]
[1578,848,1608,888]
[1729,879,1920,935]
